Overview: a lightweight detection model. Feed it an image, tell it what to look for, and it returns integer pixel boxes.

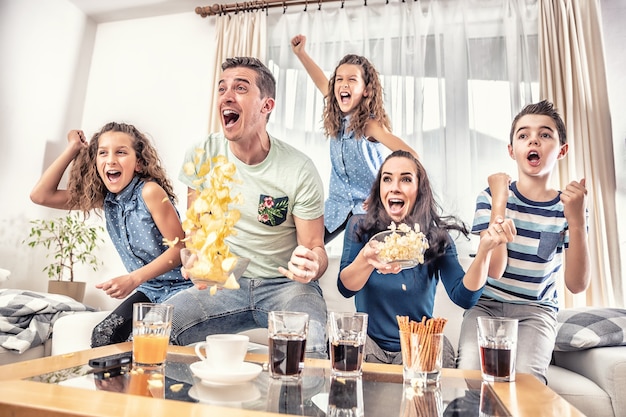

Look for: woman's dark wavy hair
[357,150,469,264]
[66,122,176,214]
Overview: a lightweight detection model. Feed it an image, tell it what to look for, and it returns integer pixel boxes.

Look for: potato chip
[170,383,184,393]
[173,150,243,291]
[221,256,237,272]
[223,273,240,290]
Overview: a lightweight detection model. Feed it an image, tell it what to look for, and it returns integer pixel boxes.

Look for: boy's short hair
[222,57,276,100]
[509,100,567,146]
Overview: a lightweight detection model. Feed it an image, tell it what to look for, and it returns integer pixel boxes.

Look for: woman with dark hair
[338,150,512,365]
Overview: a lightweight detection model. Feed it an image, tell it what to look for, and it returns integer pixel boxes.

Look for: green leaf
[23,212,104,281]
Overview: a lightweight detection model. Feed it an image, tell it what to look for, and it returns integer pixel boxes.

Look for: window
[267,1,539,255]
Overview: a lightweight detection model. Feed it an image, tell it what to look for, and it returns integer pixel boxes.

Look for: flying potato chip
[174,151,242,291]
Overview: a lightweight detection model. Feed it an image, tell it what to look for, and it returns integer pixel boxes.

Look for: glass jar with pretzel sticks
[397,316,447,385]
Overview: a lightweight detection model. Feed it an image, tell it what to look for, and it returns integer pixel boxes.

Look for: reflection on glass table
[29,353,510,417]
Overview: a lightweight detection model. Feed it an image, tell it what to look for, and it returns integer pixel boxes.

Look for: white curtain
[539,0,622,308]
[266,0,539,258]
[207,11,267,133]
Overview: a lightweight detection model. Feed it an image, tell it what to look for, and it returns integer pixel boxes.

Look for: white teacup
[194,334,249,371]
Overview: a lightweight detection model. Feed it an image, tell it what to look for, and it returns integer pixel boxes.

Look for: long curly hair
[66,122,177,213]
[323,54,391,139]
[357,150,469,264]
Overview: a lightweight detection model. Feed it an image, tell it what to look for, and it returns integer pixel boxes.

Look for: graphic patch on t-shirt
[257,195,289,226]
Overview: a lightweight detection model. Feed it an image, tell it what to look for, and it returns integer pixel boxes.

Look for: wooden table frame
[0,342,585,417]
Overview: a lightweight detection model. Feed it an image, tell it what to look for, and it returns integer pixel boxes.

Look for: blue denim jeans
[456,299,557,384]
[165,277,328,358]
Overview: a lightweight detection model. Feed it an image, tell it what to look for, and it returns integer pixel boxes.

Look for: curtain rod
[195,0,351,17]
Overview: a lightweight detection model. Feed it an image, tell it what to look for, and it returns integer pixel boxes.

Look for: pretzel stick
[397,315,448,372]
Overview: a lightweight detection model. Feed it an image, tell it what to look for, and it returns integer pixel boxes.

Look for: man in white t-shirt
[167,57,329,358]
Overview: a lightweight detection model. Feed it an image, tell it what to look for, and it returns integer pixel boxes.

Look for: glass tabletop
[28,352,510,417]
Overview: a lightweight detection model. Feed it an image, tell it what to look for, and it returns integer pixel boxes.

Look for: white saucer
[188,380,261,404]
[189,361,263,386]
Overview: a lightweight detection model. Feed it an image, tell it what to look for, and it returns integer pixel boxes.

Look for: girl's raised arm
[30,129,87,210]
[291,34,329,96]
[365,122,419,159]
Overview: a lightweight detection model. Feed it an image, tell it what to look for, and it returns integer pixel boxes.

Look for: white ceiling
[67,0,224,23]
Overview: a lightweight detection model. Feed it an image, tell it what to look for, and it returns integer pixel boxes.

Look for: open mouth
[527,150,540,166]
[106,170,121,183]
[223,109,240,127]
[387,198,405,215]
[339,91,351,105]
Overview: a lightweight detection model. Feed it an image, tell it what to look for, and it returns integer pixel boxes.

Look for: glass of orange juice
[132,303,174,367]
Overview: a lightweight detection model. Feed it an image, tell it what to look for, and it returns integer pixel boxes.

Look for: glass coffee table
[0,343,584,417]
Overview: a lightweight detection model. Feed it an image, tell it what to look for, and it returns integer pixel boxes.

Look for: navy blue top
[338,216,482,351]
[103,176,192,302]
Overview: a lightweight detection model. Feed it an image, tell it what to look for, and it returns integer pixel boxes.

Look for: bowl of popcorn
[369,223,429,269]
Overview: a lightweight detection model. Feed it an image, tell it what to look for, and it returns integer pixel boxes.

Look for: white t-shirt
[179,132,324,278]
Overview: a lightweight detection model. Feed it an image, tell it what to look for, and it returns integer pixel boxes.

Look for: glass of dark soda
[477,317,518,382]
[328,312,368,376]
[268,311,309,379]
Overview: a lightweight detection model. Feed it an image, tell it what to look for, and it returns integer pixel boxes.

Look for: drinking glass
[477,317,518,382]
[328,312,368,376]
[132,303,173,367]
[399,330,425,385]
[268,311,309,379]
[399,330,443,384]
[420,332,444,384]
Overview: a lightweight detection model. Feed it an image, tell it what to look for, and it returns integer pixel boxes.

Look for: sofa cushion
[51,311,111,355]
[555,307,626,352]
[0,339,51,366]
[547,365,615,417]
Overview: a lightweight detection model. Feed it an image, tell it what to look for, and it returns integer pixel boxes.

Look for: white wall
[0,0,111,307]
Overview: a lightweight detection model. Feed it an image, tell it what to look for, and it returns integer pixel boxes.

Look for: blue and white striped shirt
[472,182,575,310]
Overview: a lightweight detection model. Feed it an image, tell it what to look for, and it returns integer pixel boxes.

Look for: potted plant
[24,212,104,301]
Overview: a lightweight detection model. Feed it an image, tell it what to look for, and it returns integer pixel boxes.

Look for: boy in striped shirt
[457,100,590,384]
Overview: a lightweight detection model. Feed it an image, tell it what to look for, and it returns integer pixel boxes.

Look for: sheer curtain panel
[539,0,622,307]
[207,11,267,133]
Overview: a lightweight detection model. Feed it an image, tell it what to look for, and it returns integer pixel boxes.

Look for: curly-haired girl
[291,34,418,243]
[30,122,192,347]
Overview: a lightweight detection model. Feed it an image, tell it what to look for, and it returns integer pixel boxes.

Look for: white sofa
[0,341,51,366]
[48,256,626,417]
